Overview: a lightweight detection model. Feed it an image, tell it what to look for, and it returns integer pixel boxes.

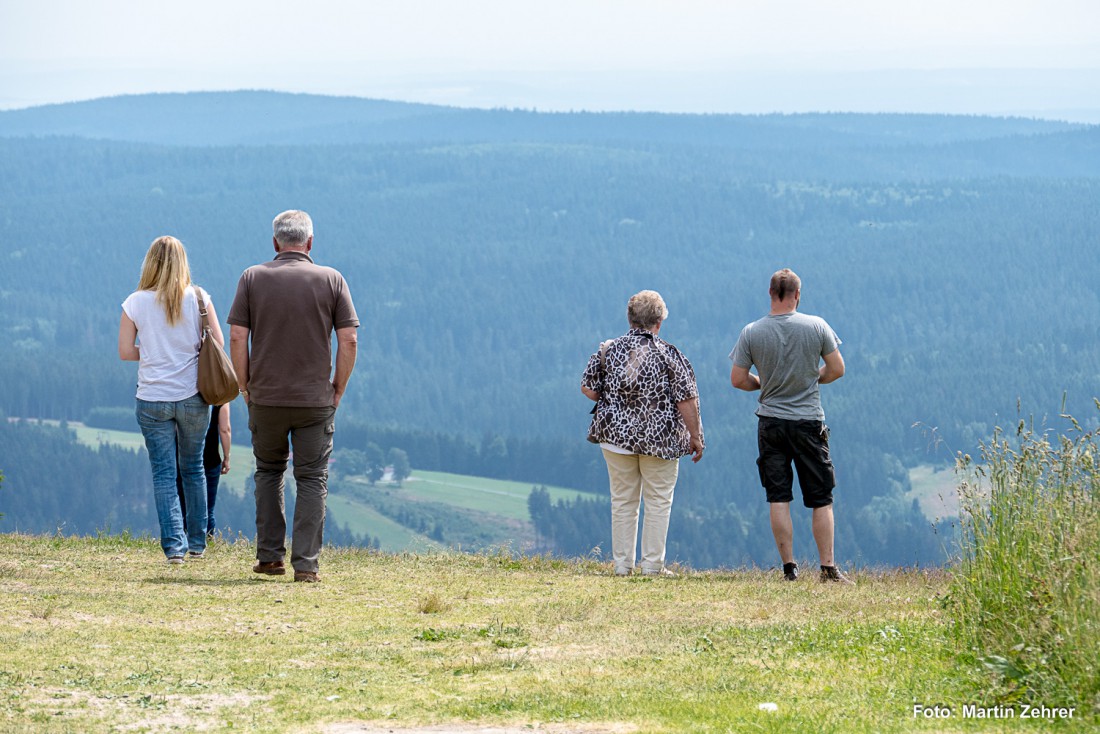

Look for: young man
[729,268,852,584]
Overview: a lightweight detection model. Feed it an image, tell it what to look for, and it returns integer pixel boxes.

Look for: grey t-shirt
[729,312,841,420]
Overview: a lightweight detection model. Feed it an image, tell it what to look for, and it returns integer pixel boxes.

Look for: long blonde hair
[137,236,192,325]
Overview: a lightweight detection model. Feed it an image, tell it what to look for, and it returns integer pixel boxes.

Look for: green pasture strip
[216,456,255,495]
[5,533,1083,733]
[906,463,960,521]
[74,422,257,494]
[69,426,585,519]
[403,469,592,521]
[327,494,440,552]
[71,423,146,453]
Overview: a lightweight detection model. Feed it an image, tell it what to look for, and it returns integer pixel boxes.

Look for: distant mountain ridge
[0,90,1084,148]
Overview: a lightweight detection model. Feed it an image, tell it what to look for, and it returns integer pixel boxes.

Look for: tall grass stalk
[950,406,1100,713]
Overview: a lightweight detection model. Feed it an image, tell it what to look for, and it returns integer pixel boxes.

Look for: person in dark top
[228,209,359,583]
[176,404,232,537]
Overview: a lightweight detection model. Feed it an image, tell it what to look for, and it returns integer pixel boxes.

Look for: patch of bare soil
[32,689,267,732]
[323,723,638,734]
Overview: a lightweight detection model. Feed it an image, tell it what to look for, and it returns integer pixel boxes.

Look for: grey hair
[273,210,314,249]
[627,290,668,330]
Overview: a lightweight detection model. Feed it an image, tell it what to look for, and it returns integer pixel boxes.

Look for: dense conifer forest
[1,92,1097,567]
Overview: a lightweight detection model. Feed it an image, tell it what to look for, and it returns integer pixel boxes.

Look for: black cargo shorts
[756,416,836,508]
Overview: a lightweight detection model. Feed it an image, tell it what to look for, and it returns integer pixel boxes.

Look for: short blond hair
[627,290,668,330]
[137,236,192,325]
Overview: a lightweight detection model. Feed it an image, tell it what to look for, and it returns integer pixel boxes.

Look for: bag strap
[194,287,212,339]
[589,340,612,415]
[596,339,613,388]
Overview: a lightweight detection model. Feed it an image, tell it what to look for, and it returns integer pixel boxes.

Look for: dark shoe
[188,551,204,560]
[253,560,286,576]
[819,565,854,585]
[782,562,799,581]
[167,556,185,566]
[294,571,321,583]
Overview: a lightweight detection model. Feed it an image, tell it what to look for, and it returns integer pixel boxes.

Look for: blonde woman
[118,236,223,564]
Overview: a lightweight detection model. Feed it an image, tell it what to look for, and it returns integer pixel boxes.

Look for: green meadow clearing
[70,420,954,547]
[70,422,590,552]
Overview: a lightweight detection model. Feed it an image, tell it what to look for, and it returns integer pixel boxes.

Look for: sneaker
[614,566,633,577]
[293,571,321,583]
[167,556,185,565]
[188,551,204,560]
[819,565,854,585]
[253,560,286,576]
[782,562,799,581]
[641,567,677,578]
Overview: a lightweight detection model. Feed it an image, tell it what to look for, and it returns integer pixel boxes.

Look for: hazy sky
[2,0,1099,119]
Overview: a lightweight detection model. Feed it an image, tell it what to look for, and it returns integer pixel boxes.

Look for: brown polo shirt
[227,251,359,407]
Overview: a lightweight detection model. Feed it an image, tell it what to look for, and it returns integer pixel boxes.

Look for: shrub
[949,406,1100,713]
[416,592,450,614]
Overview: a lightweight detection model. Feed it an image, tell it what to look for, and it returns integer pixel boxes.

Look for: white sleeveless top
[122,286,210,401]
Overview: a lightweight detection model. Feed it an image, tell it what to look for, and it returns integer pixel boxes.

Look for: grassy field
[326,494,441,552]
[8,531,1090,734]
[71,423,148,454]
[395,470,590,522]
[71,422,257,494]
[68,422,590,551]
[906,464,960,521]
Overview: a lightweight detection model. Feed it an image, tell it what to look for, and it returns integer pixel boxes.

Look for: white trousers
[602,449,679,573]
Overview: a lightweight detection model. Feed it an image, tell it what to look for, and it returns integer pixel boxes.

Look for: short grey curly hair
[273,210,313,249]
[627,290,668,330]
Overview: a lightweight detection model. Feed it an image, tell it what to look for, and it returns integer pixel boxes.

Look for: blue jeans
[137,394,209,558]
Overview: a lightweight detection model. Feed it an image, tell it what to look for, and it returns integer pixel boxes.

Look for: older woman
[582,290,704,577]
[119,236,223,564]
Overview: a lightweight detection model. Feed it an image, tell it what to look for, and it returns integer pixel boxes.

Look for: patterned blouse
[582,328,703,460]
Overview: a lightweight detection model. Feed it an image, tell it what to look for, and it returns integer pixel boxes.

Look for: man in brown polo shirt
[228,209,359,583]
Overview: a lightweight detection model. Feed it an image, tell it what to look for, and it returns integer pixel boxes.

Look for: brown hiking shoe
[819,565,854,585]
[253,560,286,576]
[294,571,321,583]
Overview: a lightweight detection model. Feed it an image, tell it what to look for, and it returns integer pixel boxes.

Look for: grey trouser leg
[249,403,336,573]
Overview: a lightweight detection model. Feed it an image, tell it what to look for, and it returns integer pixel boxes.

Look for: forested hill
[1,91,1098,568]
[0,90,1084,148]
